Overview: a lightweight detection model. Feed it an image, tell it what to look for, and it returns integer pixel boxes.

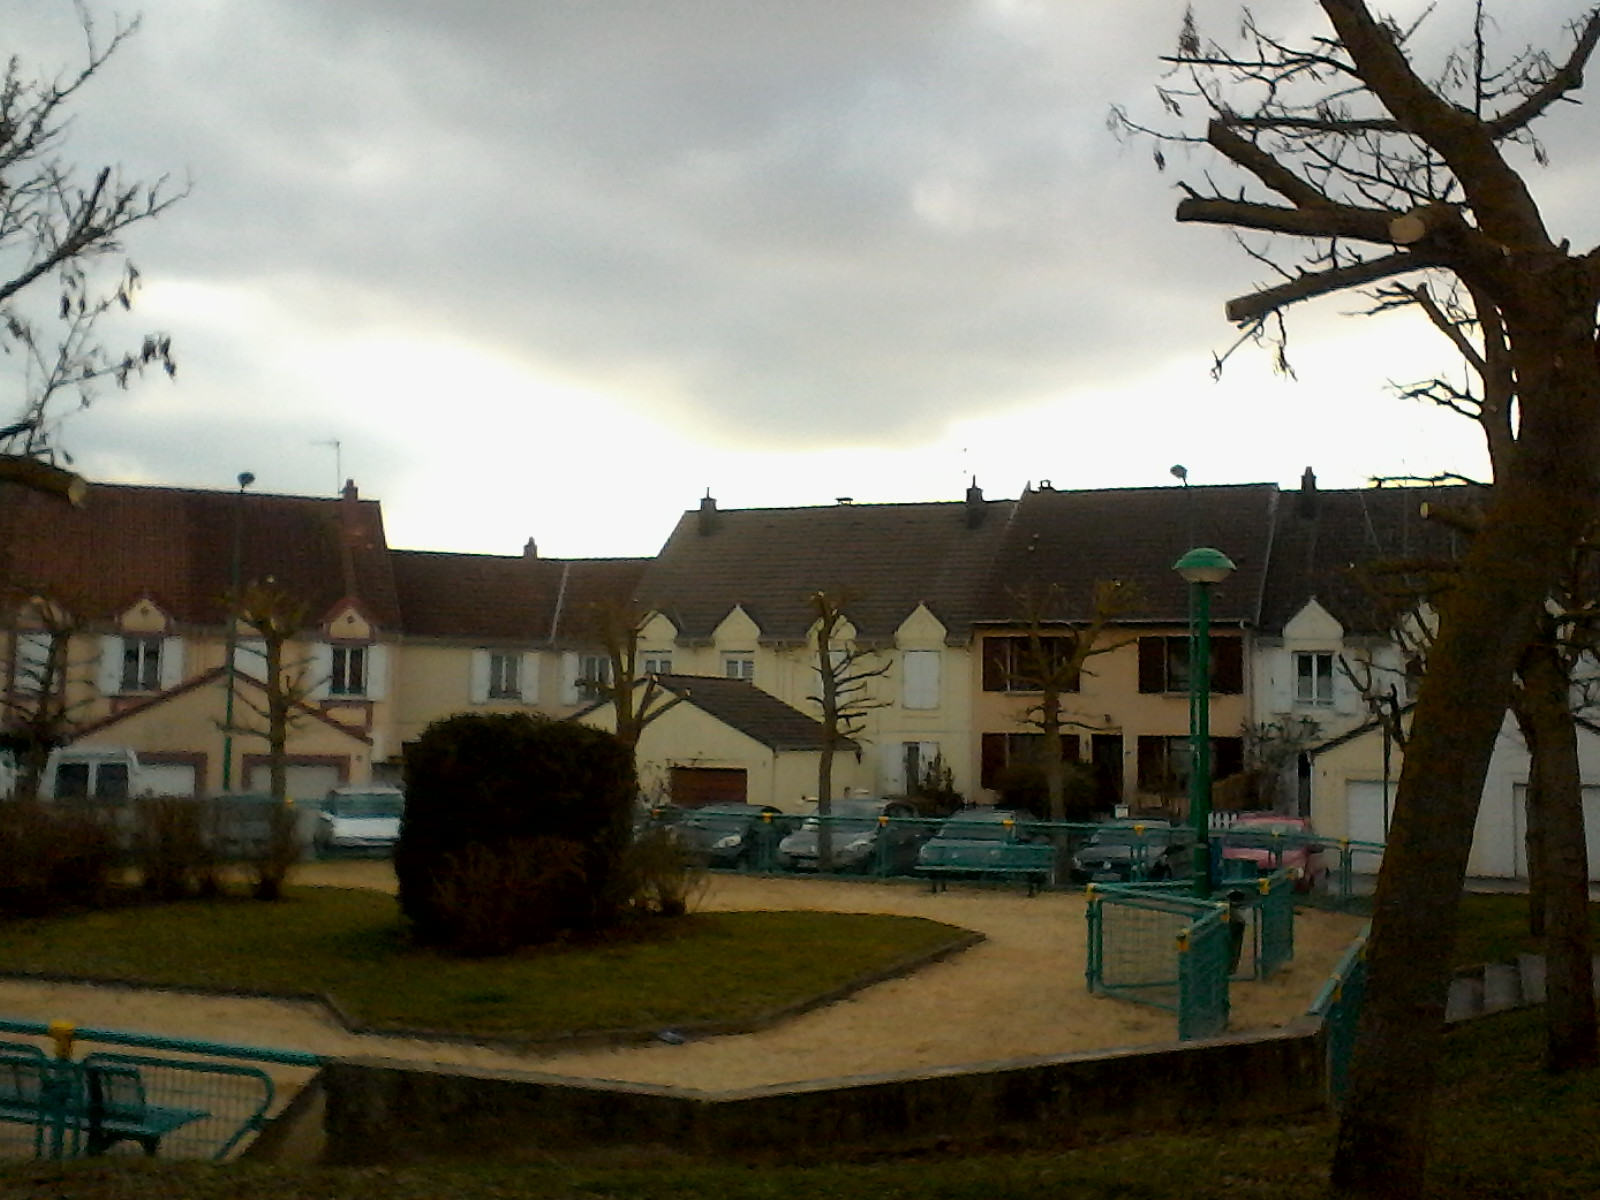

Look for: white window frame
[1294,651,1336,707]
[723,654,755,682]
[120,635,163,693]
[488,651,522,700]
[330,644,367,697]
[578,653,613,701]
[642,655,672,676]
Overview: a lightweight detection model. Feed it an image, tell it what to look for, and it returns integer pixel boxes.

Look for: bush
[396,713,636,951]
[429,837,588,956]
[995,759,1100,821]
[0,800,118,916]
[613,825,706,919]
[130,796,219,901]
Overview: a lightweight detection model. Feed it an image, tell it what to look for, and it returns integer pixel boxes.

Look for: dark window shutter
[1136,735,1163,790]
[1213,737,1244,779]
[1138,638,1164,693]
[1211,637,1243,694]
[980,733,1006,789]
[982,639,1007,691]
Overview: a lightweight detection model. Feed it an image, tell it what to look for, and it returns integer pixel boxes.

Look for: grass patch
[0,886,969,1038]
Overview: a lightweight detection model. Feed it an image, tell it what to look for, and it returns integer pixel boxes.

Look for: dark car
[914,808,1052,881]
[776,799,930,874]
[668,803,788,868]
[1068,819,1193,884]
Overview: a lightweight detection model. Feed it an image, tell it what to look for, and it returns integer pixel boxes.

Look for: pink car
[1219,815,1328,892]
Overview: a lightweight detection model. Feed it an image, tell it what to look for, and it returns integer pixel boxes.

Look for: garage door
[141,761,198,797]
[246,762,342,804]
[1344,780,1393,874]
[669,767,747,808]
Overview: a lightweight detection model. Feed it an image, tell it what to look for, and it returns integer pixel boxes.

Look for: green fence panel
[1177,907,1232,1040]
[0,1019,317,1162]
[1309,931,1369,1111]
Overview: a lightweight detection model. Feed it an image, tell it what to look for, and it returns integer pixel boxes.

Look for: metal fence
[0,1018,320,1161]
[1308,929,1370,1110]
[1084,884,1233,1040]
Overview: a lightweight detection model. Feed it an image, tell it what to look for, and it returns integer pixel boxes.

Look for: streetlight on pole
[221,471,255,793]
[1173,545,1236,897]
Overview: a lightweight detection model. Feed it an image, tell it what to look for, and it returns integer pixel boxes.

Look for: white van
[40,745,148,802]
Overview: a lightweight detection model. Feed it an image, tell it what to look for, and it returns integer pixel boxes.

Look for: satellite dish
[1170,465,1188,482]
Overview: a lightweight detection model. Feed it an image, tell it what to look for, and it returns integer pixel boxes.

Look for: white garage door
[246,762,342,804]
[141,762,197,797]
[1344,780,1394,874]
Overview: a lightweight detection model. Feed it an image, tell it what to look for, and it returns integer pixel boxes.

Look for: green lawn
[0,886,970,1038]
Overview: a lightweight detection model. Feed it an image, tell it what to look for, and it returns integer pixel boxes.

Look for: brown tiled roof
[1259,479,1477,634]
[976,483,1279,626]
[653,674,850,751]
[0,480,401,630]
[638,497,1017,642]
[390,550,648,644]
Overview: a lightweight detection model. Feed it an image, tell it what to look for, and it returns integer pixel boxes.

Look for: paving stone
[1482,961,1521,1012]
[1446,973,1483,1023]
[1517,952,1546,1005]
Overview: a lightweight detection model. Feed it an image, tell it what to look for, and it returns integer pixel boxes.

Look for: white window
[1294,651,1336,707]
[330,645,366,696]
[488,652,522,699]
[120,636,162,693]
[902,650,940,710]
[643,655,672,676]
[724,655,755,681]
[579,653,612,701]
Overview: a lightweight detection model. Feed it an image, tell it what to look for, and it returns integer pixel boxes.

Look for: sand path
[0,864,1363,1092]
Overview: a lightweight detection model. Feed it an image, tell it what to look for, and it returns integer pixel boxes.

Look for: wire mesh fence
[0,1019,319,1162]
[1085,885,1235,1038]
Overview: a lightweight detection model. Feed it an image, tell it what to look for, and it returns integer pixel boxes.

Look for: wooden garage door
[670,767,747,808]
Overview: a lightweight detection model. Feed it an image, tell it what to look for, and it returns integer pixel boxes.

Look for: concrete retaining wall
[313,1021,1326,1165]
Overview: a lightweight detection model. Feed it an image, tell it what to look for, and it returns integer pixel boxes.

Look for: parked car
[1218,814,1328,891]
[670,803,789,868]
[1068,819,1193,884]
[914,808,1052,883]
[315,785,405,854]
[776,799,930,874]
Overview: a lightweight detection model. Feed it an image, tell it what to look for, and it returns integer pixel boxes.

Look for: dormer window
[330,645,367,696]
[121,636,163,693]
[1294,651,1336,707]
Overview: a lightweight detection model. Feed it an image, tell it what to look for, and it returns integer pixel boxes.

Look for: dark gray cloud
[6,0,1594,552]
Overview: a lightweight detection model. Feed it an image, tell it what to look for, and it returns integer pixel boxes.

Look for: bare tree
[0,9,180,499]
[1121,5,1600,1193]
[807,591,889,869]
[575,599,681,751]
[995,580,1134,822]
[0,593,89,800]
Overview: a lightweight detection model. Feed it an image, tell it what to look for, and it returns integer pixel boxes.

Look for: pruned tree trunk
[1519,639,1600,1073]
[1333,457,1598,1197]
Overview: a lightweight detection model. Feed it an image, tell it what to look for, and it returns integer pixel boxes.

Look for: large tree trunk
[1520,641,1600,1073]
[1331,316,1600,1195]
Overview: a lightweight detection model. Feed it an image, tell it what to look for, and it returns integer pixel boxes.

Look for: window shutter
[365,645,389,700]
[560,652,581,706]
[306,642,332,699]
[1210,637,1244,694]
[159,637,185,691]
[1137,638,1163,693]
[98,635,124,696]
[1332,653,1360,715]
[1270,654,1293,712]
[902,650,940,710]
[469,650,490,704]
[881,743,907,795]
[520,653,541,704]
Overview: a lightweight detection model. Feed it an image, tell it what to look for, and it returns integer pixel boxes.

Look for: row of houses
[3,469,1589,878]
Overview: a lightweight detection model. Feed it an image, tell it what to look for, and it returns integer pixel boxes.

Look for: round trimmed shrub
[395,713,636,950]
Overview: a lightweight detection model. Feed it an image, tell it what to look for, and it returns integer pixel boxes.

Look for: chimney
[523,538,538,559]
[965,480,985,529]
[1298,466,1318,518]
[697,491,719,536]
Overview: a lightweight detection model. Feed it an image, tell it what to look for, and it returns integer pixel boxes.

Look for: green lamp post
[1173,546,1236,897]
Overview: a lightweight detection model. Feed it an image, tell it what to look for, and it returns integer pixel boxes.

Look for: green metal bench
[0,1044,207,1158]
[917,842,1057,895]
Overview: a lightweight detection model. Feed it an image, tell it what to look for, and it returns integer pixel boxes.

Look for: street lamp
[1173,546,1236,897]
[221,471,255,792]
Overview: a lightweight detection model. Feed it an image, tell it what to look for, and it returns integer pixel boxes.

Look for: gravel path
[0,864,1362,1092]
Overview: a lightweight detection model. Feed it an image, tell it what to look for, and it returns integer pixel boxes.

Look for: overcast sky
[7,1,1597,557]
